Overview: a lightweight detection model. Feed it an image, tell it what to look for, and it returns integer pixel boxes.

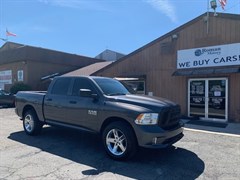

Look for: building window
[17,70,24,81]
[122,80,145,95]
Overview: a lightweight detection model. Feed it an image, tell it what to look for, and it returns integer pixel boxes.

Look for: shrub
[10,83,31,94]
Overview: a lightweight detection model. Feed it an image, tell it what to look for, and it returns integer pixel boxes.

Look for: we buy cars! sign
[177,43,240,69]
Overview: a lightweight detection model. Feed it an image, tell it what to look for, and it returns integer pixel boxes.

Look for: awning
[114,75,146,81]
[41,73,59,81]
[172,67,240,76]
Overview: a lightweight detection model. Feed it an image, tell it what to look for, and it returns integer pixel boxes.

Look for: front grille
[158,105,181,130]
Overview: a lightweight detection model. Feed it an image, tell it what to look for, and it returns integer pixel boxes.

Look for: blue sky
[0,0,239,57]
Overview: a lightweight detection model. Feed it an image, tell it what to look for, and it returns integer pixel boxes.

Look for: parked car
[15,76,184,160]
[0,89,15,107]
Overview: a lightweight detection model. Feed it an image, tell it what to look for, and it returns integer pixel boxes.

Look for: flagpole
[6,28,8,42]
[207,0,210,34]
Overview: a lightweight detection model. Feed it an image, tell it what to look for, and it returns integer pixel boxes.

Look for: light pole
[210,0,218,16]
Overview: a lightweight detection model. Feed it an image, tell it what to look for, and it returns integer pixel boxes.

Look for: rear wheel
[102,121,137,160]
[23,110,43,135]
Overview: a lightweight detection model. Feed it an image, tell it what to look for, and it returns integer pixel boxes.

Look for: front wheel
[23,110,43,136]
[102,121,137,160]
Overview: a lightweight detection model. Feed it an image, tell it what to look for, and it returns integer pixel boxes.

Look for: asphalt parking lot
[0,108,240,180]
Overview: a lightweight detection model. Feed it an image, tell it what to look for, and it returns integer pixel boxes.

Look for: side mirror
[79,89,98,99]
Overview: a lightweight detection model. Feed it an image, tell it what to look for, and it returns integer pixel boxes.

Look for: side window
[72,78,95,96]
[51,78,71,95]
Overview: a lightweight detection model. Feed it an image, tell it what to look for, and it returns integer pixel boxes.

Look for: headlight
[135,113,158,125]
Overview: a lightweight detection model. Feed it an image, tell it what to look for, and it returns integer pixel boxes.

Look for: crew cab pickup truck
[15,76,184,160]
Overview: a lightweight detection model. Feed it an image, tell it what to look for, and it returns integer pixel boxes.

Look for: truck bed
[15,91,47,122]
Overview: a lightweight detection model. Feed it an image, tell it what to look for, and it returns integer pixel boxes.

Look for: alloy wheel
[106,128,127,156]
[24,114,34,133]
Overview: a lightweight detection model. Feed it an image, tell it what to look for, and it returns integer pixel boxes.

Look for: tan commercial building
[0,42,104,91]
[94,12,240,122]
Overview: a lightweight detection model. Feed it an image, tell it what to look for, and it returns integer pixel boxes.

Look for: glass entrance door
[208,79,227,119]
[188,78,228,121]
[189,80,206,118]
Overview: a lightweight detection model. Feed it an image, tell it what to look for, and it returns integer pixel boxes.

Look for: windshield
[93,78,130,96]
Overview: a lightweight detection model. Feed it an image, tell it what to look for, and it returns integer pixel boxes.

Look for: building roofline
[0,41,92,58]
[0,41,104,66]
[95,49,125,58]
[61,61,113,76]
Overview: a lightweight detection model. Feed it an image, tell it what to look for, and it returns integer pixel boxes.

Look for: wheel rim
[106,128,127,156]
[24,114,34,132]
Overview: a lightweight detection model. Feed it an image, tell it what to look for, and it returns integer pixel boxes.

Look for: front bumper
[133,122,184,148]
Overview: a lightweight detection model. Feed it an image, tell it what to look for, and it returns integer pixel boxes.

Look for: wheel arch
[22,105,37,118]
[100,117,138,145]
[22,105,43,136]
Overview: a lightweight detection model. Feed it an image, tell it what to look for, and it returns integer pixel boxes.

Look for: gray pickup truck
[15,76,183,160]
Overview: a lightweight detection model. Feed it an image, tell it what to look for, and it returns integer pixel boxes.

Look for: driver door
[66,78,100,130]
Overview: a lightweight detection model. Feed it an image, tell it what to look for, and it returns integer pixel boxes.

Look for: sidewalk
[182,119,240,136]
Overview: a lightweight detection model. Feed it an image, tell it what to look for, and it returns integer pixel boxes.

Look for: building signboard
[177,43,240,69]
[0,70,12,84]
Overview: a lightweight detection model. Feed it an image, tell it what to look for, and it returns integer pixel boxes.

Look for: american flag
[6,29,17,37]
[219,0,227,10]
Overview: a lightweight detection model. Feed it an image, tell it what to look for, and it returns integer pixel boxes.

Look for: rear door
[44,77,73,123]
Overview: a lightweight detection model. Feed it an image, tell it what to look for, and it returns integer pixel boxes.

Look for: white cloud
[38,0,110,12]
[145,0,177,23]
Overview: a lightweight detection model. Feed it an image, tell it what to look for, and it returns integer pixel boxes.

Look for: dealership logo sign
[194,49,202,56]
[177,43,240,69]
[194,47,221,57]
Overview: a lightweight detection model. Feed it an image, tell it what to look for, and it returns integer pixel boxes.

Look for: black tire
[23,109,43,136]
[102,121,137,160]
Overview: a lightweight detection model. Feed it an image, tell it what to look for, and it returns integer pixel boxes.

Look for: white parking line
[184,127,240,138]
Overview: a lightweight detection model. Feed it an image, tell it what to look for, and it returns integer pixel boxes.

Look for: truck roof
[54,75,113,81]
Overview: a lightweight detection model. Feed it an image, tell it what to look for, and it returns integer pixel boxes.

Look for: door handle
[69,101,77,104]
[45,98,52,101]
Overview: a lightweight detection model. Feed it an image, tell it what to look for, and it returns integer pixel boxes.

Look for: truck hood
[107,94,177,111]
